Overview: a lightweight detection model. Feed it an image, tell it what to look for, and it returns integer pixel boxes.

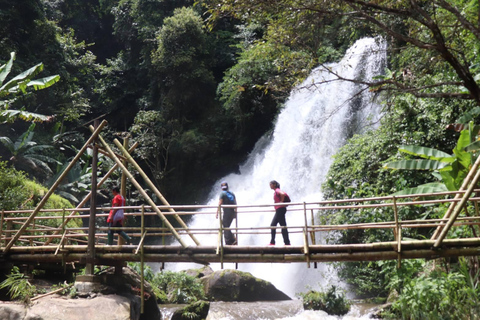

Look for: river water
[156,37,387,318]
[159,300,379,319]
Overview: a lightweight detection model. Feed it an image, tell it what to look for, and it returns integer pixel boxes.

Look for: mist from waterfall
[167,37,387,299]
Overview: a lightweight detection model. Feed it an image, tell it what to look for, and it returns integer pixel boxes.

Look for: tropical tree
[0,52,60,123]
[0,123,60,181]
[208,0,480,109]
[384,120,480,195]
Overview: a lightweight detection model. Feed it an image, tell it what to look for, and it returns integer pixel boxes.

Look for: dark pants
[222,209,237,245]
[270,207,290,245]
[108,221,131,245]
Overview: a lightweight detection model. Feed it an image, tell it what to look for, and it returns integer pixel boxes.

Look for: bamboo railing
[1,189,480,268]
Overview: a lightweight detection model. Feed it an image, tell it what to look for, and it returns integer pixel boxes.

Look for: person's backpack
[224,191,236,204]
[283,192,291,203]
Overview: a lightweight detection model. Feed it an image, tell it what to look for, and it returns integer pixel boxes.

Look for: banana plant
[384,127,474,195]
[0,123,61,180]
[0,52,59,123]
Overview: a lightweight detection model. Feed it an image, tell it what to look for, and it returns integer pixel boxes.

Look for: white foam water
[163,37,387,301]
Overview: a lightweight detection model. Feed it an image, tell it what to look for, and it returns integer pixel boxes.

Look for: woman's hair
[270,180,280,189]
[112,186,120,193]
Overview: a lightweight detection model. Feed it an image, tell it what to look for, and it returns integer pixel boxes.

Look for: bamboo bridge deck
[2,191,480,271]
[3,120,480,273]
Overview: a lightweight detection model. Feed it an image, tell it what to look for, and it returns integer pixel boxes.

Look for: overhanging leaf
[391,182,448,196]
[398,145,453,161]
[384,159,449,170]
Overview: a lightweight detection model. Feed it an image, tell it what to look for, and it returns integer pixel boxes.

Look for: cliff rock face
[200,269,291,302]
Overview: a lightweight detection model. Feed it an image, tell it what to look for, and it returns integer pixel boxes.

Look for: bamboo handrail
[5,188,480,265]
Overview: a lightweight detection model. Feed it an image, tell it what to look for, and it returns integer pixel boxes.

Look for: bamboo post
[140,205,145,314]
[88,125,188,248]
[434,161,480,248]
[235,208,239,270]
[303,202,310,268]
[393,196,399,241]
[432,153,480,239]
[397,226,402,269]
[6,220,12,246]
[4,120,108,253]
[0,210,3,248]
[310,209,316,245]
[217,204,224,269]
[113,139,200,246]
[118,136,129,246]
[86,119,99,275]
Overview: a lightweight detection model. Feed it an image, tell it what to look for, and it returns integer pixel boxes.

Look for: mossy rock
[171,300,210,320]
[201,269,290,302]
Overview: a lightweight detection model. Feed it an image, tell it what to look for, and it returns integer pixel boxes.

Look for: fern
[0,266,36,302]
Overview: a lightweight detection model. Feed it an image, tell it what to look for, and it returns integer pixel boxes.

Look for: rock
[0,294,137,320]
[183,266,214,279]
[0,301,26,320]
[171,300,210,320]
[201,269,290,302]
[0,266,161,320]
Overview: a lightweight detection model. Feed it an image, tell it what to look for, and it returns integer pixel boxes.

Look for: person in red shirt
[269,180,290,245]
[107,186,131,245]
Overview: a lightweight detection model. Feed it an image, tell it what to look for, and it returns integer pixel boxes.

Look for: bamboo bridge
[2,191,480,271]
[2,119,480,274]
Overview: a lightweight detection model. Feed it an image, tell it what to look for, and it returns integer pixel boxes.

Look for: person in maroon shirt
[269,180,290,245]
[107,186,131,245]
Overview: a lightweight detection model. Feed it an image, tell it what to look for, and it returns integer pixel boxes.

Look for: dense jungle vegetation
[3,0,480,318]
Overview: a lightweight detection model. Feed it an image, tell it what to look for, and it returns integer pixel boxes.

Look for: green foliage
[0,160,30,210]
[150,270,205,304]
[152,6,216,121]
[390,264,480,319]
[0,123,60,181]
[0,52,59,123]
[127,263,205,304]
[298,285,351,316]
[177,300,210,320]
[0,266,37,302]
[51,282,77,297]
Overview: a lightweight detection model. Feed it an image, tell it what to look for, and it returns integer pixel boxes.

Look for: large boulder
[0,294,138,320]
[26,295,135,320]
[0,301,26,320]
[201,269,291,302]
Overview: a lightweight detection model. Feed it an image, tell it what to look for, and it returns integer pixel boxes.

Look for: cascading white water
[168,37,386,299]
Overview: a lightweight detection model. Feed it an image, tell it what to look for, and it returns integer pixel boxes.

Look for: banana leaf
[384,159,449,170]
[392,182,448,196]
[398,145,453,161]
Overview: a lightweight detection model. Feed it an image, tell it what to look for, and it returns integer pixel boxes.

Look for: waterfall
[167,37,387,298]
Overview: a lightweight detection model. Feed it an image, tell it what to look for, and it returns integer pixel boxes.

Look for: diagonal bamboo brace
[3,120,108,253]
[43,142,139,246]
[431,153,480,240]
[434,157,480,248]
[88,126,187,248]
[113,139,201,246]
